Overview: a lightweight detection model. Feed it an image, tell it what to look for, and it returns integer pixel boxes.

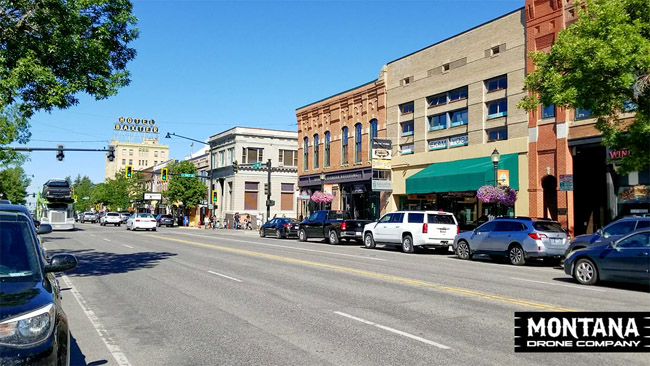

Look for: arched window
[313,134,319,169]
[354,123,362,163]
[341,127,349,164]
[324,131,331,167]
[303,137,308,170]
[369,119,378,160]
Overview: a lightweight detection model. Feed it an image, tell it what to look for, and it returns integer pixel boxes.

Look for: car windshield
[161,215,172,219]
[533,221,564,232]
[107,213,120,216]
[0,216,41,282]
[428,214,455,224]
[137,213,154,218]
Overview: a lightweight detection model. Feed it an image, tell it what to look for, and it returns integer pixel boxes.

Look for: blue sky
[21,0,522,201]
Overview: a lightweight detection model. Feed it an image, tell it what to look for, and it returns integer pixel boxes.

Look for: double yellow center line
[147,234,578,312]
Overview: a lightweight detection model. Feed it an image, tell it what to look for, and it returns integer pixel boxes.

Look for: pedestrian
[246,214,252,230]
[204,215,209,229]
[234,212,240,230]
[256,212,263,229]
[211,215,216,230]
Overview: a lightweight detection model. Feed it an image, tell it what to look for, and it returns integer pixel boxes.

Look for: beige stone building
[104,138,169,180]
[386,8,529,230]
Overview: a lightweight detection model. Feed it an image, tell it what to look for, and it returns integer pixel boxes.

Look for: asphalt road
[42,224,650,366]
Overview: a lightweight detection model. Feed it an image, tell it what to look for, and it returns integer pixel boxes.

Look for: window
[154,160,157,165]
[476,221,496,232]
[427,93,447,107]
[281,183,294,211]
[542,103,555,119]
[442,63,450,72]
[486,75,507,92]
[636,221,650,230]
[428,113,447,131]
[378,214,393,223]
[122,149,126,155]
[279,150,298,167]
[303,137,308,170]
[161,151,165,158]
[228,148,234,163]
[448,87,468,102]
[154,151,158,157]
[369,120,377,161]
[617,232,649,248]
[487,128,508,142]
[449,109,468,127]
[244,182,259,211]
[342,127,349,164]
[487,99,508,118]
[401,121,414,136]
[391,213,405,223]
[408,213,424,223]
[219,150,225,166]
[400,143,414,155]
[532,221,565,232]
[242,147,263,164]
[399,102,414,115]
[129,159,132,165]
[603,221,636,236]
[490,46,500,56]
[129,149,133,156]
[354,123,362,163]
[495,221,526,232]
[122,159,126,165]
[427,214,455,224]
[324,132,331,167]
[576,108,591,120]
[622,100,637,112]
[313,134,319,169]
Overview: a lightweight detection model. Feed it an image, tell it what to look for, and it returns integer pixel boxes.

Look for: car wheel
[298,229,307,242]
[402,235,414,253]
[508,244,526,266]
[153,227,156,231]
[328,230,339,245]
[456,240,471,259]
[364,233,376,249]
[259,229,266,237]
[276,229,282,239]
[574,258,598,285]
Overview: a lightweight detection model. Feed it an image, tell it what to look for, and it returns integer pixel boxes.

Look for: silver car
[453,217,569,265]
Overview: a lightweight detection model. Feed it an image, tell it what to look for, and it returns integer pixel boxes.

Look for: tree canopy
[520,0,650,173]
[71,174,94,212]
[164,160,207,210]
[0,165,31,204]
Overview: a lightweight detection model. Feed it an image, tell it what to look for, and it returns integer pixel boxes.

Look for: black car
[259,218,299,239]
[155,214,175,227]
[0,210,77,365]
[42,179,72,201]
[566,216,650,255]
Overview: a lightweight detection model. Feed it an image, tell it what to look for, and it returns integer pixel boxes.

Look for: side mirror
[33,220,41,228]
[596,228,603,236]
[37,224,53,235]
[45,254,77,273]
[602,231,610,239]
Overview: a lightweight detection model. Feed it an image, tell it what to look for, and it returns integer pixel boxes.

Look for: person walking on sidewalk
[204,215,210,229]
[234,212,240,230]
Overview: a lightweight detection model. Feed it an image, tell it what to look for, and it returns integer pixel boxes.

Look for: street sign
[266,199,275,207]
[82,197,90,200]
[144,192,162,200]
[253,162,262,169]
[559,174,574,191]
[180,173,196,177]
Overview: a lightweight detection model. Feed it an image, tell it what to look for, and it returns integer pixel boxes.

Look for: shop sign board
[449,135,468,148]
[372,139,392,150]
[559,174,573,191]
[428,138,448,151]
[372,148,392,160]
[497,169,510,186]
[372,160,391,170]
[143,192,162,200]
[372,180,392,191]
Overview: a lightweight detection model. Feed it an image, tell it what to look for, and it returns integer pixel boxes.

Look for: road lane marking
[146,234,579,312]
[334,311,450,349]
[103,238,111,242]
[90,234,96,237]
[60,275,132,366]
[207,270,243,282]
[177,232,386,261]
[510,277,606,292]
[123,244,134,249]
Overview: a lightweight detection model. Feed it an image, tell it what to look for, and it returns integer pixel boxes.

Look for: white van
[363,211,459,253]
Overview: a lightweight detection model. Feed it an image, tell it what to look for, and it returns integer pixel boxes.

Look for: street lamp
[491,148,500,187]
[320,172,326,210]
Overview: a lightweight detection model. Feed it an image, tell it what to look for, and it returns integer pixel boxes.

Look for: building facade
[105,138,169,181]
[296,75,388,221]
[185,148,211,225]
[385,8,529,230]
[525,0,648,235]
[207,127,298,226]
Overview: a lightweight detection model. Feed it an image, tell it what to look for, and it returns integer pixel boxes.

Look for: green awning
[406,153,519,194]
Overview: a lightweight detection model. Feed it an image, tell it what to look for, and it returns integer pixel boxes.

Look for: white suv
[100,212,122,226]
[363,211,459,253]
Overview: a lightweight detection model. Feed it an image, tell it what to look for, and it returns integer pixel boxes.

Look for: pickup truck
[42,179,72,201]
[297,210,371,245]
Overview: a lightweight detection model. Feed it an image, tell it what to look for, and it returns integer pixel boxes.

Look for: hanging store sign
[449,135,468,148]
[498,169,510,186]
[372,148,392,160]
[372,179,392,191]
[372,160,391,169]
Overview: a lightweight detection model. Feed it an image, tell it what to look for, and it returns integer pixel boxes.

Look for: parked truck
[297,210,371,245]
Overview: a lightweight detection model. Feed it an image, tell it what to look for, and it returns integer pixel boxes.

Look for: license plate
[551,238,562,244]
[355,232,362,236]
[440,241,448,244]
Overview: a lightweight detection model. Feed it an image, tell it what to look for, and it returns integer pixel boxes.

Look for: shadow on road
[69,332,109,366]
[552,277,650,293]
[48,248,176,277]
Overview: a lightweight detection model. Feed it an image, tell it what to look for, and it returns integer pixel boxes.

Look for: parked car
[119,211,131,223]
[155,214,175,227]
[42,179,72,201]
[126,213,157,231]
[297,210,371,245]
[0,210,77,365]
[453,217,569,265]
[564,228,649,286]
[259,218,299,239]
[100,212,122,226]
[363,211,458,253]
[80,212,97,223]
[566,216,650,255]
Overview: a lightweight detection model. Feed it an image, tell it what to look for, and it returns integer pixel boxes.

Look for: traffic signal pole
[266,159,272,222]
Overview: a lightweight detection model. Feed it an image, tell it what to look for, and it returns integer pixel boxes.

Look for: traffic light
[264,183,269,196]
[266,159,271,169]
[107,145,115,162]
[233,160,239,174]
[56,145,64,161]
[212,190,218,202]
[161,168,168,181]
[125,165,133,179]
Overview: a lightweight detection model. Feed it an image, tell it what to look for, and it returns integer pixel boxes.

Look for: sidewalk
[178,225,260,236]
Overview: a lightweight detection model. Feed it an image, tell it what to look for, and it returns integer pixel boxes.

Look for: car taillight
[341,222,347,231]
[456,225,459,235]
[136,219,140,222]
[283,224,290,228]
[422,223,428,234]
[528,233,547,240]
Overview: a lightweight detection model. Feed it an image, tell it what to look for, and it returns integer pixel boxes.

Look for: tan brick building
[296,74,389,220]
[105,138,169,181]
[385,8,530,230]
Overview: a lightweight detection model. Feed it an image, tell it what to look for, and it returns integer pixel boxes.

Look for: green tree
[71,174,94,212]
[98,169,146,210]
[519,0,650,173]
[0,165,31,204]
[163,161,207,212]
[0,106,30,166]
[0,0,139,165]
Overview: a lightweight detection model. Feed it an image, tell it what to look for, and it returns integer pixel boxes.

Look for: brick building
[296,73,389,221]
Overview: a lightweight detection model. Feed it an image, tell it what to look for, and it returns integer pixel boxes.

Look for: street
[43,225,649,366]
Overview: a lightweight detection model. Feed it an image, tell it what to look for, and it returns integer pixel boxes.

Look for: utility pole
[266,159,272,222]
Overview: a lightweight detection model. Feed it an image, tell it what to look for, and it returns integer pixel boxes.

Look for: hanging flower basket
[310,191,333,203]
[476,185,517,206]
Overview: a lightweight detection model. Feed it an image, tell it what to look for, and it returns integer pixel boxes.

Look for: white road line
[103,238,111,242]
[89,234,96,237]
[123,244,134,249]
[334,311,450,349]
[60,275,132,366]
[510,277,606,292]
[177,232,386,261]
[207,270,243,282]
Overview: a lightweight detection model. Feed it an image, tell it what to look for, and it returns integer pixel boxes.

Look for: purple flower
[476,185,517,206]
